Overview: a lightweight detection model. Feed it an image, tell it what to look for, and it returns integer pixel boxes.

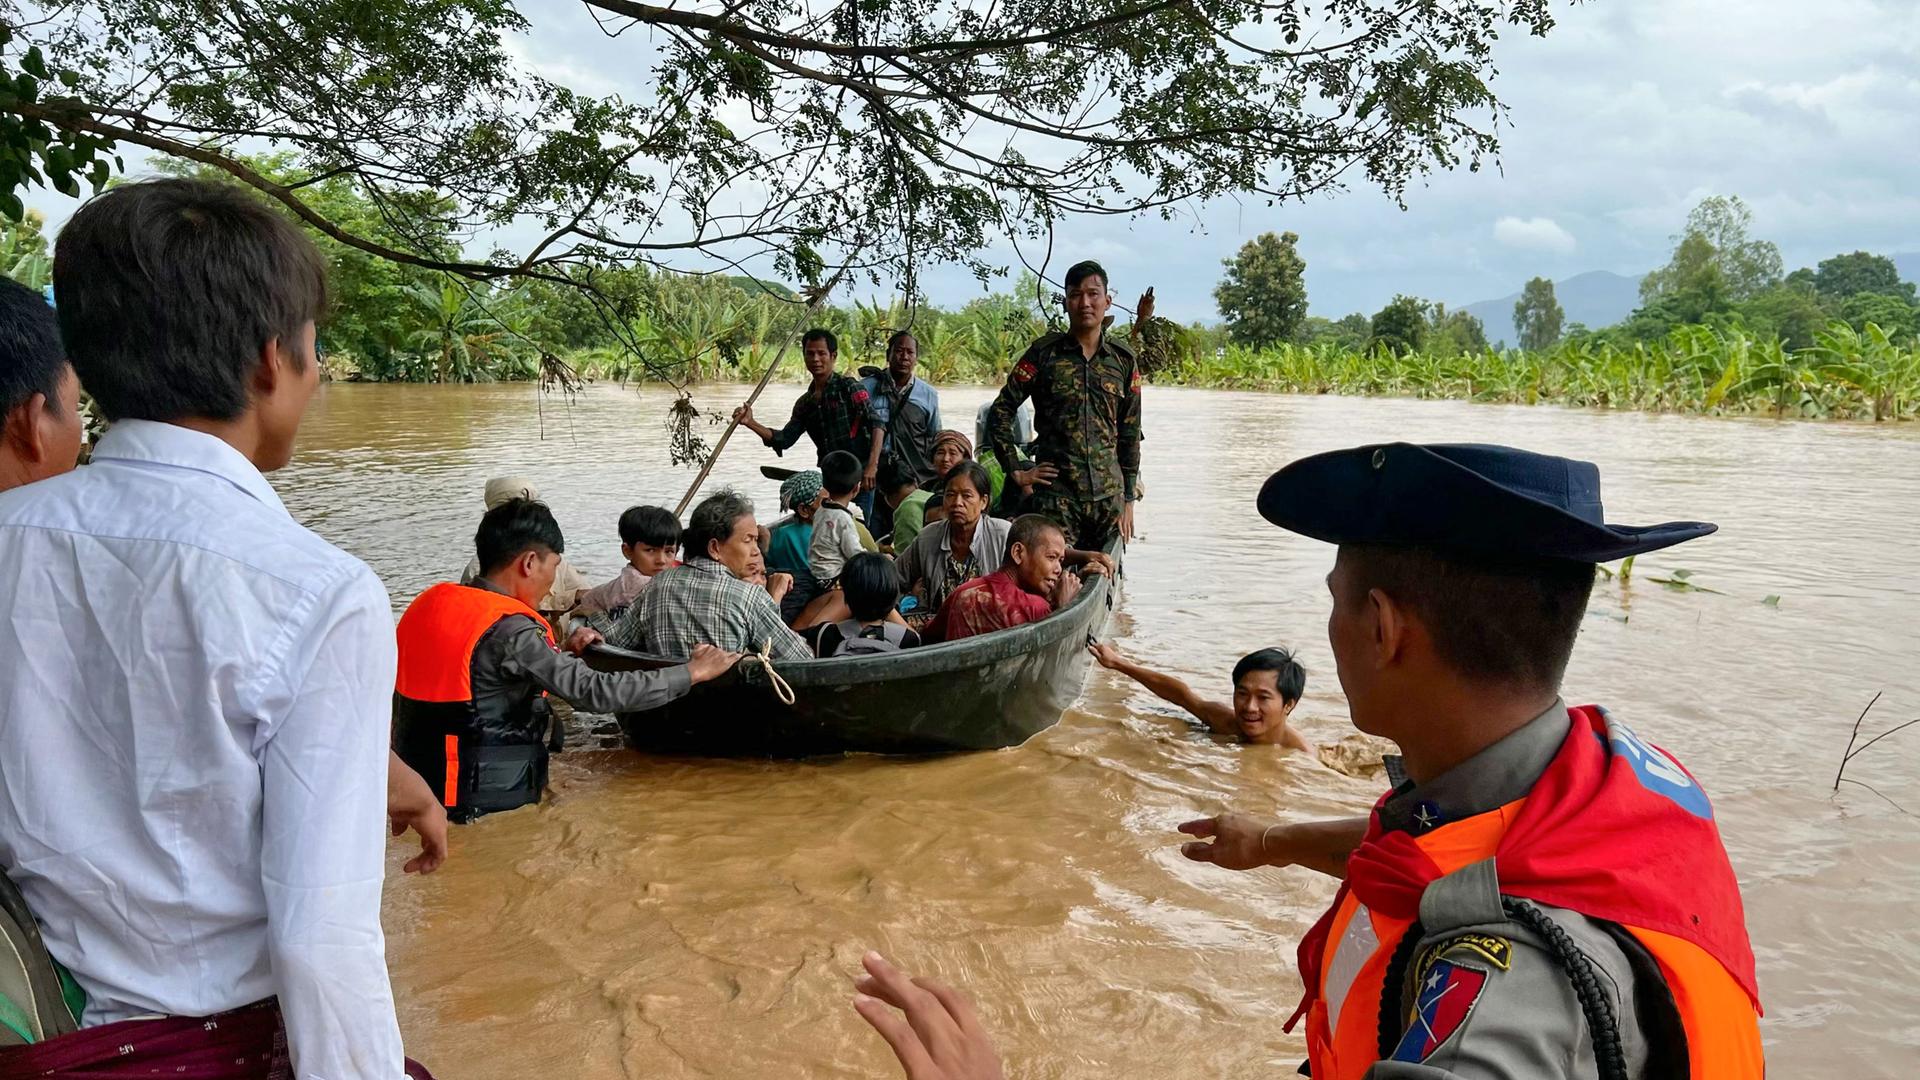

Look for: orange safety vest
[392,582,555,823]
[1304,800,1765,1079]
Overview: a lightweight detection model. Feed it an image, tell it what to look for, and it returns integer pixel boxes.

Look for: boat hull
[581,552,1116,757]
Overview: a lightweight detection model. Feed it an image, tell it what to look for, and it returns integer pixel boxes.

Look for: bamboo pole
[671,267,851,517]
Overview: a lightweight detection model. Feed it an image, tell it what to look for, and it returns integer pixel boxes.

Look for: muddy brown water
[279,382,1920,1078]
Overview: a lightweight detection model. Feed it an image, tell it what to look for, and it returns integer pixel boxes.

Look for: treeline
[1211,196,1920,356]
[10,161,1919,423]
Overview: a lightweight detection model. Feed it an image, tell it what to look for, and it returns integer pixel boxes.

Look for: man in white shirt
[0,179,427,1078]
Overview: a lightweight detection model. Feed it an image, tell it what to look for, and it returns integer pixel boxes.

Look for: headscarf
[932,429,972,461]
[780,469,823,511]
[483,475,540,510]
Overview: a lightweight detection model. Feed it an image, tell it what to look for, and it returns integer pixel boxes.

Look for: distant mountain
[1462,270,1645,348]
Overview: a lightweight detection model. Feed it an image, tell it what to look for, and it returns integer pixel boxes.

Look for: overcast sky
[26,0,1920,323]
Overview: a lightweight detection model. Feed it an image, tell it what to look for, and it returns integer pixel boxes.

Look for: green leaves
[0,37,121,220]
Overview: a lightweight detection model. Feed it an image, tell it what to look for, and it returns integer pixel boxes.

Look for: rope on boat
[742,638,796,705]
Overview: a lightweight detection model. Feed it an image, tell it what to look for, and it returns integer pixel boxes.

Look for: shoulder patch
[1390,958,1489,1063]
[1434,932,1512,972]
[1011,358,1038,385]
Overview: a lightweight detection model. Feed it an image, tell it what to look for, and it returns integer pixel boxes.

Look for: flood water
[279,381,1920,1079]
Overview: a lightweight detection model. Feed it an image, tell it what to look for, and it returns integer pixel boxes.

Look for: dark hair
[802,327,838,355]
[1006,513,1064,561]
[942,460,990,499]
[877,455,918,493]
[618,505,681,548]
[1232,648,1307,704]
[841,552,900,622]
[1064,260,1108,292]
[53,179,328,423]
[476,498,565,575]
[821,449,864,496]
[0,277,66,416]
[925,491,944,510]
[886,330,917,354]
[683,489,755,561]
[1343,544,1596,691]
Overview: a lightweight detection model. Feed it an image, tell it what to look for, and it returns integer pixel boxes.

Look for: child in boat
[812,552,923,656]
[807,449,876,593]
[577,504,680,626]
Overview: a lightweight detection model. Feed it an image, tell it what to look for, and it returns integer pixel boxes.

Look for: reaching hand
[387,753,448,875]
[1078,551,1116,578]
[853,952,1006,1080]
[732,403,755,425]
[565,626,604,655]
[1011,462,1057,495]
[1086,640,1123,670]
[1136,286,1155,325]
[766,571,793,603]
[1177,814,1279,872]
[686,643,742,684]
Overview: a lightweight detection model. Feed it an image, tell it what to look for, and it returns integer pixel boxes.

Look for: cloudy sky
[27,0,1920,323]
[979,0,1920,321]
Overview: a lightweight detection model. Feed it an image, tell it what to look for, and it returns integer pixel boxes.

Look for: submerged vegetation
[1161,322,1920,422]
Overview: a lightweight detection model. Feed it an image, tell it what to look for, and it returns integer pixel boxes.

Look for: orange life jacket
[391,582,555,823]
[1304,800,1764,1079]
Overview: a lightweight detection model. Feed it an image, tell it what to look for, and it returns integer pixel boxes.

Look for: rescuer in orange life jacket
[850,442,1764,1080]
[393,497,739,822]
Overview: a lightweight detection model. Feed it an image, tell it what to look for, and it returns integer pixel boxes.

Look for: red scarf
[1288,704,1759,1030]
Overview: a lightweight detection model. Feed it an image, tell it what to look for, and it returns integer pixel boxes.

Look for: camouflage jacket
[987,331,1142,503]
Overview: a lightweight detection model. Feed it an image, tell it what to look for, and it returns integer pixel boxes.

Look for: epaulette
[1105,335,1137,361]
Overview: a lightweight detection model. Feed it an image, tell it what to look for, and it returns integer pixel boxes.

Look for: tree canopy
[1814,252,1917,304]
[1214,230,1308,347]
[1369,294,1427,353]
[0,0,1564,313]
[1640,195,1781,306]
[1513,276,1563,351]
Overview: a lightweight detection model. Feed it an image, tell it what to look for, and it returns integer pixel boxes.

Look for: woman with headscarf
[922,428,1044,518]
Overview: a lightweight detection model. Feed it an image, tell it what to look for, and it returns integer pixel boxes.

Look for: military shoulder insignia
[1128,367,1142,393]
[1012,358,1038,384]
[1390,958,1488,1063]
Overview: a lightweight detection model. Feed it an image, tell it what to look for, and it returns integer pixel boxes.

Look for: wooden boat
[580,545,1119,757]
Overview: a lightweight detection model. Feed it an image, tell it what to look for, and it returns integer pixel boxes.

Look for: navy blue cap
[1257,443,1715,562]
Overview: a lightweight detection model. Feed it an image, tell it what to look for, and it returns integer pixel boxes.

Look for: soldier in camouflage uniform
[986,260,1148,551]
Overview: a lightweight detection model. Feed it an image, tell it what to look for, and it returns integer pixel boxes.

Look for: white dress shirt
[0,421,406,1078]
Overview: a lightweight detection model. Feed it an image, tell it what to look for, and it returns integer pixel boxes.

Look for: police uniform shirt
[1365,702,1656,1080]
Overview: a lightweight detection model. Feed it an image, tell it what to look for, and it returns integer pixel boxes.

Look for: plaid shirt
[767,373,872,463]
[609,558,810,661]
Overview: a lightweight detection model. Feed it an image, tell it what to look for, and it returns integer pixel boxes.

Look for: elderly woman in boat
[894,460,1009,618]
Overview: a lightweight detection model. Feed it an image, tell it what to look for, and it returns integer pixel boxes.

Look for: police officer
[851,443,1765,1080]
[986,261,1147,551]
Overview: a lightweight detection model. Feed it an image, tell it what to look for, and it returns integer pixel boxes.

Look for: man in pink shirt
[928,514,1082,642]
